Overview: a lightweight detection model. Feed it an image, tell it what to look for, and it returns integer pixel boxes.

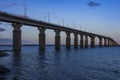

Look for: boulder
[0,51,9,57]
[0,76,5,80]
[0,65,10,75]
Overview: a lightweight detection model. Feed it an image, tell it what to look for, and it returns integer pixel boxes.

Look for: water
[0,46,120,80]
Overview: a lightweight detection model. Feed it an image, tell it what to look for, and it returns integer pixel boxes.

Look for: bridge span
[0,12,118,51]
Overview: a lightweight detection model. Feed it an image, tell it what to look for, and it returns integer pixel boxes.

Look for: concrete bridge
[0,12,118,51]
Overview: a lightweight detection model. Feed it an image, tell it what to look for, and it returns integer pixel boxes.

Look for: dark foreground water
[0,46,120,80]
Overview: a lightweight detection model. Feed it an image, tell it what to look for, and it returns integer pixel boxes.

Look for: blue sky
[0,0,120,45]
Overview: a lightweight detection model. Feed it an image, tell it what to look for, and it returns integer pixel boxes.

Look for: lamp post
[22,3,27,18]
[72,23,74,29]
[58,17,64,26]
[79,24,81,30]
[44,16,47,22]
[62,18,64,26]
[46,12,50,23]
[84,26,86,31]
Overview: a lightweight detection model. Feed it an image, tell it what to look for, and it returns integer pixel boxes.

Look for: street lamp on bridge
[46,12,50,23]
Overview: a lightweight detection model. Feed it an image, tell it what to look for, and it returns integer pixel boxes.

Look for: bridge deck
[0,12,107,38]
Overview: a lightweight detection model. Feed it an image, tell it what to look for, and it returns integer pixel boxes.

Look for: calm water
[0,46,120,80]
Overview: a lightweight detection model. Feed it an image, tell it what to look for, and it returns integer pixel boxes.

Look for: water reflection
[53,50,61,65]
[64,49,72,63]
[38,51,46,69]
[12,51,22,80]
[37,51,48,80]
[0,46,120,80]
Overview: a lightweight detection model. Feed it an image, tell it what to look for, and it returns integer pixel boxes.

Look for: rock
[0,77,5,80]
[12,77,19,80]
[0,76,5,80]
[0,65,10,75]
[0,51,9,57]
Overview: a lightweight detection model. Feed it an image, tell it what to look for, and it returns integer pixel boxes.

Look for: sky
[0,0,120,45]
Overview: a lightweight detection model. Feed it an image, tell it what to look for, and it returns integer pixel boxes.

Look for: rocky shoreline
[0,65,10,75]
[0,50,10,79]
[0,51,9,57]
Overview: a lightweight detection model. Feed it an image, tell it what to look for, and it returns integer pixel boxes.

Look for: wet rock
[0,76,5,80]
[12,77,19,80]
[0,51,9,57]
[0,65,10,75]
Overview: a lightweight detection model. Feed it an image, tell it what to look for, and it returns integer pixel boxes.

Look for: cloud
[0,27,6,32]
[87,1,101,7]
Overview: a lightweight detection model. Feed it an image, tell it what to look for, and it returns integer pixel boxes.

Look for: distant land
[1,44,119,46]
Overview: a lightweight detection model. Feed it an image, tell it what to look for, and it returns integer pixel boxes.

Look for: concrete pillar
[91,36,95,48]
[85,35,88,48]
[54,30,61,50]
[106,39,108,47]
[111,41,114,46]
[109,39,114,47]
[74,33,78,48]
[12,23,22,51]
[38,27,46,50]
[109,39,118,46]
[104,38,107,47]
[66,31,71,49]
[99,37,102,47]
[80,34,84,48]
[108,39,110,47]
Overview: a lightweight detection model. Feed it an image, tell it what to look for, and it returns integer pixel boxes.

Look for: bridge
[0,12,118,51]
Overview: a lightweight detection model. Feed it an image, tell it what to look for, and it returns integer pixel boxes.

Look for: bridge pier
[74,33,78,48]
[109,39,116,47]
[38,27,46,50]
[91,36,95,48]
[109,39,113,47]
[66,31,71,49]
[80,34,84,48]
[12,23,22,51]
[104,38,107,47]
[110,40,114,46]
[54,30,61,50]
[106,39,108,47]
[85,35,88,48]
[99,37,102,47]
[108,39,109,46]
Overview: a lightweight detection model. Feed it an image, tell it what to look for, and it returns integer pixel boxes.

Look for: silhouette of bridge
[0,12,118,51]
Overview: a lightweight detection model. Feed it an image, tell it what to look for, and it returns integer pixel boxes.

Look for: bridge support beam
[12,23,22,51]
[66,32,71,49]
[104,38,107,47]
[99,37,102,47]
[74,33,78,48]
[38,27,46,50]
[80,34,84,48]
[54,30,61,50]
[85,35,88,48]
[91,37,95,48]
